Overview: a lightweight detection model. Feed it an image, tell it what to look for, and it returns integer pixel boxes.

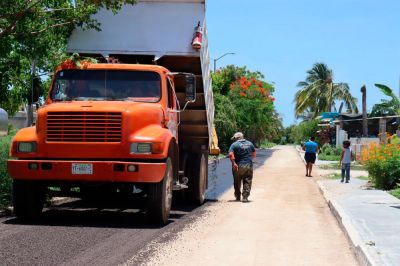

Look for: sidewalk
[299,147,400,266]
[318,178,400,266]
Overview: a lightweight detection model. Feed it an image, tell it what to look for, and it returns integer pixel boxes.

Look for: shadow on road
[3,198,204,229]
[3,147,276,228]
[206,148,276,200]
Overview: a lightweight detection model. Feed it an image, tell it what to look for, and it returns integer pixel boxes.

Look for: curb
[317,181,379,266]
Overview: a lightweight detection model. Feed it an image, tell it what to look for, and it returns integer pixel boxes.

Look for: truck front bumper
[7,159,166,183]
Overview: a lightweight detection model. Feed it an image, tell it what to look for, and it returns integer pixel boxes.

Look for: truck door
[166,77,178,139]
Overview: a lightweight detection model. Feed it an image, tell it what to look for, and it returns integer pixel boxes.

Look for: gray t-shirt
[229,139,255,166]
[342,148,352,164]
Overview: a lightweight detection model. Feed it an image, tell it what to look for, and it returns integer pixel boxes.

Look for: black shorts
[304,152,316,164]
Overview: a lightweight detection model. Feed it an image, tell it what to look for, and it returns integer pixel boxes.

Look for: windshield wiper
[53,97,75,102]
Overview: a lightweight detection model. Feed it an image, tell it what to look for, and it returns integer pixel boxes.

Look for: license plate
[72,163,93,175]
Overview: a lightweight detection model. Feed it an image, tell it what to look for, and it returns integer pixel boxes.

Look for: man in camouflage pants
[228,132,256,203]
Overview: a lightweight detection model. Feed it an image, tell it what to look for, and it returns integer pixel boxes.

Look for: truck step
[173,183,188,191]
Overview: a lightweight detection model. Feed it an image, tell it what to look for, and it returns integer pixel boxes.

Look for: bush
[0,130,16,209]
[320,143,342,156]
[363,143,400,190]
[390,187,400,199]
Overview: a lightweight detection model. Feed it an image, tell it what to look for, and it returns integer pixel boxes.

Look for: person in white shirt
[340,140,353,183]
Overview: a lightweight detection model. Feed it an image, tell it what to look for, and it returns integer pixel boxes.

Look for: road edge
[317,181,378,266]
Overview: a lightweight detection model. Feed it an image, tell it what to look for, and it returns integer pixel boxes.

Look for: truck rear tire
[13,180,45,221]
[188,153,208,205]
[147,157,173,225]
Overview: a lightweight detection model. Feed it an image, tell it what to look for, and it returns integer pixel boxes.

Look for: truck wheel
[188,153,208,205]
[13,180,45,221]
[148,157,173,225]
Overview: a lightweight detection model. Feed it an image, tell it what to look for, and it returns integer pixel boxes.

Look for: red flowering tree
[212,65,282,150]
[228,75,277,145]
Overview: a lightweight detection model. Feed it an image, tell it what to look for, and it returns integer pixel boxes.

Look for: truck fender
[9,127,38,157]
[129,124,177,158]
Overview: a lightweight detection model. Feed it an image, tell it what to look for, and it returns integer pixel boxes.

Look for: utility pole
[361,85,368,137]
[27,60,36,127]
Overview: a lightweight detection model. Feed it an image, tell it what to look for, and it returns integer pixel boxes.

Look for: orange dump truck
[8,0,218,224]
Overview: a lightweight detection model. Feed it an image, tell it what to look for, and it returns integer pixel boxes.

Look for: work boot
[242,197,249,203]
[235,196,241,201]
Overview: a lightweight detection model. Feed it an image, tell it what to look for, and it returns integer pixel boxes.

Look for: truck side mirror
[185,74,196,102]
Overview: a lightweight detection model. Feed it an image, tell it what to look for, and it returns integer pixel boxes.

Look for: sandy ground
[124,146,358,266]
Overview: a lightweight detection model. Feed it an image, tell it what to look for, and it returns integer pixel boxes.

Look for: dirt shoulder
[123,146,358,266]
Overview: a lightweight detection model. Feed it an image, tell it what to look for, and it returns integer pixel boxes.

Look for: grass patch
[389,188,400,199]
[260,142,276,149]
[318,163,366,171]
[0,130,17,209]
[326,173,370,181]
[208,153,227,160]
[327,173,342,179]
[317,154,340,161]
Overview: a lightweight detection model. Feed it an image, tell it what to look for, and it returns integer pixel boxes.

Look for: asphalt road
[0,198,212,265]
[0,150,274,266]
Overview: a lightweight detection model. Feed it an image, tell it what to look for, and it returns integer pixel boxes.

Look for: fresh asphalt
[0,149,274,266]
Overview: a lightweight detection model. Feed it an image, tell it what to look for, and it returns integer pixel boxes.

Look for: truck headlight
[130,143,152,154]
[17,142,37,153]
[130,142,164,154]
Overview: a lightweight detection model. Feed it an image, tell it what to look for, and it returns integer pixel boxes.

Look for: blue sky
[206,0,400,126]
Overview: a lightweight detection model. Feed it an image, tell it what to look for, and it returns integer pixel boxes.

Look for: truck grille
[46,112,122,142]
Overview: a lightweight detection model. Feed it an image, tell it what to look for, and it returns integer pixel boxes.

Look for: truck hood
[40,101,162,113]
[30,100,166,159]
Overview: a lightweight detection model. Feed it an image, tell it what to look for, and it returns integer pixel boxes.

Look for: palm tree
[294,63,358,118]
[370,84,400,117]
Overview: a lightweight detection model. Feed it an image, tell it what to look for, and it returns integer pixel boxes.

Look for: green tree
[214,93,238,152]
[211,65,264,95]
[212,65,282,151]
[295,62,358,118]
[0,0,136,114]
[290,120,320,144]
[370,83,400,117]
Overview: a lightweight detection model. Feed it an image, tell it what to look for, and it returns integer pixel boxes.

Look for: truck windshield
[51,70,161,102]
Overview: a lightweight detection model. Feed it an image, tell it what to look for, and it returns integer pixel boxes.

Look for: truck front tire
[13,180,45,221]
[147,157,173,225]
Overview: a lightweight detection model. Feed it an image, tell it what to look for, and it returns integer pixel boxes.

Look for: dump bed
[67,0,214,151]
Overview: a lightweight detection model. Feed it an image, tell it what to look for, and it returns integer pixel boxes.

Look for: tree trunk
[26,104,33,127]
[361,85,368,137]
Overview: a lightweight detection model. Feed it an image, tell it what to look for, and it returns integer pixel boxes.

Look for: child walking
[340,140,353,183]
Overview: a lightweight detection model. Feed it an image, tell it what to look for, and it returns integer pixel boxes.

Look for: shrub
[320,143,332,154]
[318,143,342,160]
[390,187,400,199]
[362,143,400,190]
[0,130,16,209]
